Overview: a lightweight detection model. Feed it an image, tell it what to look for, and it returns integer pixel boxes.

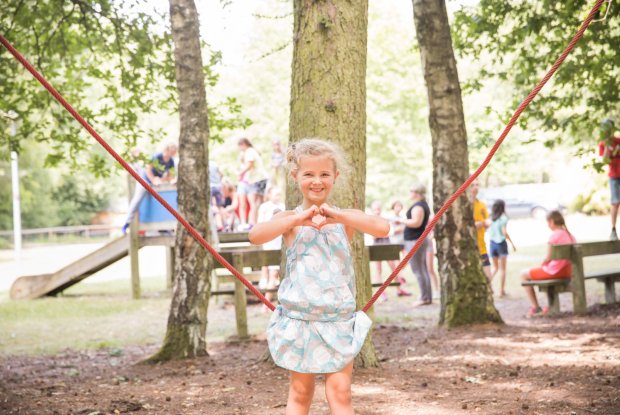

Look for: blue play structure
[138,186,178,224]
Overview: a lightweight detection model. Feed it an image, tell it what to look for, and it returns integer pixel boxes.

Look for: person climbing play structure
[0,0,608,312]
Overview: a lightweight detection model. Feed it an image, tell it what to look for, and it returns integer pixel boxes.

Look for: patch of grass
[0,293,170,355]
[0,277,274,356]
[0,245,617,356]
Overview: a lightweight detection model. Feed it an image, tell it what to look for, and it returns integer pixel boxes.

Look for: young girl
[249,139,389,415]
[520,210,576,318]
[488,200,516,297]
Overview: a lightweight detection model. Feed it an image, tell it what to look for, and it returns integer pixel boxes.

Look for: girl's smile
[294,155,339,207]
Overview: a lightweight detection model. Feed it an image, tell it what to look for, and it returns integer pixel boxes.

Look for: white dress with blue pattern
[267,207,373,373]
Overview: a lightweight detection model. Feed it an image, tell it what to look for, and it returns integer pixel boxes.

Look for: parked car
[479,184,566,220]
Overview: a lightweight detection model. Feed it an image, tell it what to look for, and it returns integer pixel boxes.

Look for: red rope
[362,0,604,312]
[0,34,276,311]
[0,0,603,316]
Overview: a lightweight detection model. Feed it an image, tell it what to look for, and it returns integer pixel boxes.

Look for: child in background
[257,186,285,310]
[221,180,239,232]
[489,200,516,297]
[249,138,389,415]
[520,210,576,318]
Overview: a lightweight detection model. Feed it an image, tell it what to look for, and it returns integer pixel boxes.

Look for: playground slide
[10,236,131,300]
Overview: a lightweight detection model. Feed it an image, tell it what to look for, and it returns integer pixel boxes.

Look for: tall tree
[288,0,378,367]
[411,0,502,327]
[148,0,213,361]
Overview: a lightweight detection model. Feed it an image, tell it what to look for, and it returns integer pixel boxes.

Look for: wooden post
[570,245,587,315]
[127,175,141,299]
[165,246,175,290]
[604,278,617,304]
[545,286,561,314]
[232,252,249,341]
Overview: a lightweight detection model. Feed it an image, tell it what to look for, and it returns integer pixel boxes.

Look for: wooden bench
[212,243,403,339]
[522,240,620,315]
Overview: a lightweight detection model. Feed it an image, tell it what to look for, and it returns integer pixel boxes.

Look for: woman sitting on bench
[521,210,576,318]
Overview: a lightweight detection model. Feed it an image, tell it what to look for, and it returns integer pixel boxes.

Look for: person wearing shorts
[521,210,576,318]
[238,137,268,227]
[488,199,516,297]
[470,180,492,280]
[598,118,620,240]
[250,178,268,197]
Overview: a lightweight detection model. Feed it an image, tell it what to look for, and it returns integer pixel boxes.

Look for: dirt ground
[2,300,620,415]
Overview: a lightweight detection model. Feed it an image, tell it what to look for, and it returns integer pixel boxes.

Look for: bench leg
[570,250,587,315]
[232,253,249,341]
[604,279,617,304]
[546,286,560,314]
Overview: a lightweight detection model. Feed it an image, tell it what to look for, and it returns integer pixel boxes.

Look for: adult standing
[469,180,492,280]
[403,183,432,306]
[122,142,178,233]
[598,118,620,241]
[237,138,268,228]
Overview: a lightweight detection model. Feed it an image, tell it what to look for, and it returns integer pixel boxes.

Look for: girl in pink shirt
[521,211,576,317]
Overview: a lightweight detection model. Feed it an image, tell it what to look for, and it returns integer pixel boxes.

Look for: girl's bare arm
[503,225,516,251]
[249,206,319,245]
[323,206,390,240]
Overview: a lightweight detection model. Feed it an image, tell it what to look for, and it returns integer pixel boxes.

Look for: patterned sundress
[266,206,373,373]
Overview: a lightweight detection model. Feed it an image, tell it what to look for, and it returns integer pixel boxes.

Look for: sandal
[526,306,542,318]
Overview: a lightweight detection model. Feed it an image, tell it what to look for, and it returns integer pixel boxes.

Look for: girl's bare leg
[248,193,258,225]
[325,362,354,415]
[499,256,508,296]
[520,269,539,308]
[490,256,499,293]
[425,250,439,293]
[286,371,315,415]
[238,194,248,225]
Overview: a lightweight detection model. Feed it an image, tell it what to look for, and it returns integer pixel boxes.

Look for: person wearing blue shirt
[122,142,178,234]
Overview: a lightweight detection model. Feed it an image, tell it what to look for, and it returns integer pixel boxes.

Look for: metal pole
[10,119,22,261]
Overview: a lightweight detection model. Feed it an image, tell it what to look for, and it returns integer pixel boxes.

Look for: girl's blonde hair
[286,138,350,179]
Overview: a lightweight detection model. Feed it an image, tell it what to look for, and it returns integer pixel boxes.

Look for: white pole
[9,119,22,261]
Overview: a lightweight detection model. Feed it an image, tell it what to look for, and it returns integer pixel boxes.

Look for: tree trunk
[288,0,378,367]
[147,0,213,362]
[411,0,502,327]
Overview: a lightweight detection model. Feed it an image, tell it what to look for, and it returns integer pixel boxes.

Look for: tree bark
[411,0,502,327]
[147,0,213,362]
[288,0,378,367]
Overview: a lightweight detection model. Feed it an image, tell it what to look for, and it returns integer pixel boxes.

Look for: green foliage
[0,0,251,176]
[568,174,610,215]
[452,0,620,163]
[0,144,59,230]
[51,174,112,226]
[365,1,430,205]
[0,141,113,230]
[0,0,173,176]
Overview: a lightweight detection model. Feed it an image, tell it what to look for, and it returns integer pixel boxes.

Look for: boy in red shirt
[599,119,620,240]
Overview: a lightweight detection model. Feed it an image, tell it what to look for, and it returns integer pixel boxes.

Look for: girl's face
[393,203,402,214]
[547,219,557,230]
[293,155,339,206]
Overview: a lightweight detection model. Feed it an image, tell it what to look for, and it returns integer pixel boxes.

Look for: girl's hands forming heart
[319,203,341,226]
[297,205,326,230]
